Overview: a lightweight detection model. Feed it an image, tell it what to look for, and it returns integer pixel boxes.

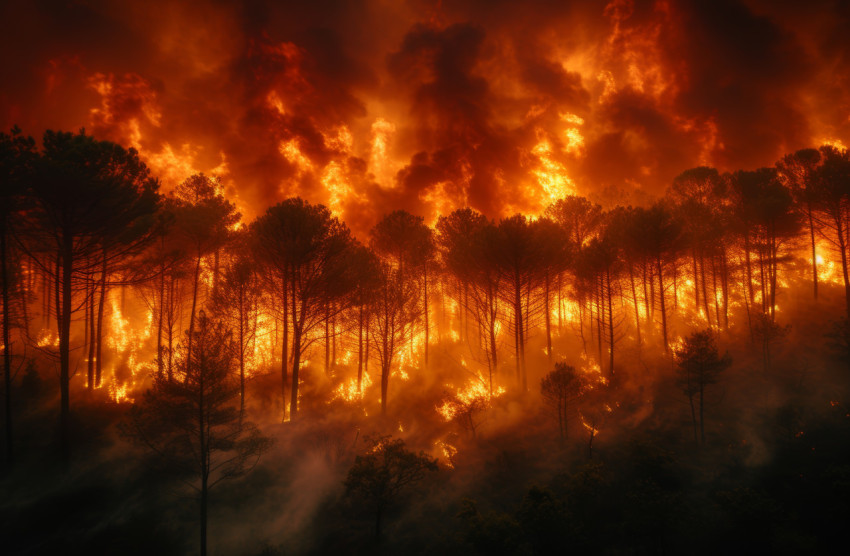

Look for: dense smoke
[3,0,849,233]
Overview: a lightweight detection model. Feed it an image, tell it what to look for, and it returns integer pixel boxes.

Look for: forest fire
[3,1,850,554]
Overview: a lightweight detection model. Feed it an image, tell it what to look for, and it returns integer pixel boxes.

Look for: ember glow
[3,1,850,554]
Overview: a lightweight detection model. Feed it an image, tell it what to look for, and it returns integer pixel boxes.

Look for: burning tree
[437,373,498,440]
[369,210,433,368]
[251,198,359,420]
[210,232,261,421]
[437,209,507,395]
[809,145,850,319]
[345,435,437,539]
[674,329,731,446]
[126,312,271,556]
[492,214,546,392]
[27,130,160,462]
[170,174,239,373]
[369,261,419,416]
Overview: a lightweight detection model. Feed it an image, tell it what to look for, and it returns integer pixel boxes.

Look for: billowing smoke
[2,0,849,232]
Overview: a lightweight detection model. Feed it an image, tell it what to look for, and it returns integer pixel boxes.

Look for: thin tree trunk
[656,256,668,353]
[290,276,301,421]
[720,248,729,330]
[186,251,202,375]
[699,253,711,325]
[157,260,165,378]
[628,260,641,347]
[282,273,289,421]
[837,214,850,320]
[514,273,527,392]
[95,251,107,387]
[324,300,331,376]
[357,303,364,393]
[544,271,552,363]
[199,369,208,556]
[239,288,246,422]
[692,250,699,313]
[606,268,615,380]
[1,228,14,463]
[423,265,429,367]
[59,236,73,463]
[86,278,95,388]
[808,204,818,299]
[710,253,721,326]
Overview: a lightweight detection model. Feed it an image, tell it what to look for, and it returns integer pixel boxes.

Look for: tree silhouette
[345,435,437,539]
[369,210,432,368]
[171,174,239,374]
[210,232,261,421]
[540,362,583,441]
[777,148,822,299]
[251,199,358,420]
[436,207,489,357]
[632,203,682,352]
[674,329,730,446]
[0,126,35,464]
[492,214,544,392]
[369,261,419,415]
[532,218,571,364]
[669,167,730,327]
[125,312,271,556]
[809,145,850,319]
[28,129,160,462]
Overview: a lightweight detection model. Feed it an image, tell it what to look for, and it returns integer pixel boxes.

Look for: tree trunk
[239,288,246,423]
[837,213,850,320]
[59,235,73,463]
[628,260,641,347]
[691,249,699,313]
[324,300,331,376]
[86,278,95,388]
[423,265,429,368]
[357,303,364,393]
[544,271,552,363]
[656,256,668,353]
[596,276,603,370]
[282,273,289,421]
[186,251,202,376]
[157,260,165,378]
[710,253,721,326]
[290,326,302,422]
[167,275,176,380]
[95,252,107,387]
[381,359,390,416]
[744,231,755,309]
[199,371,208,556]
[513,273,526,392]
[720,249,729,330]
[606,267,615,381]
[1,227,14,463]
[699,253,711,325]
[289,278,301,421]
[808,204,818,299]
